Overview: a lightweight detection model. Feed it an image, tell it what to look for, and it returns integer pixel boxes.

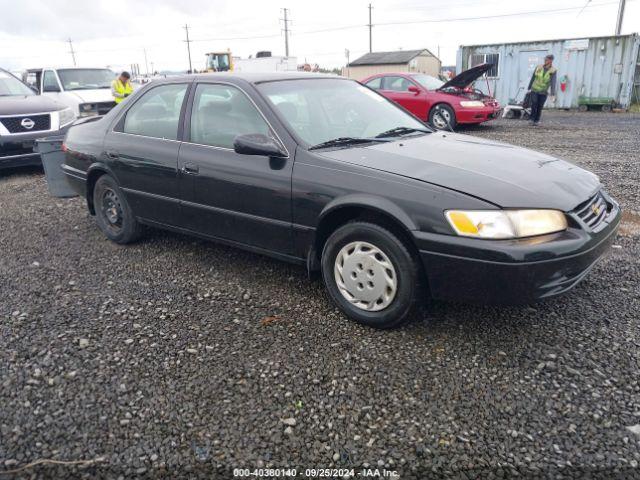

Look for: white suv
[23,67,118,118]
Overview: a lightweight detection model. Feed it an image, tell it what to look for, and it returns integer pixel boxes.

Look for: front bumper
[0,124,71,170]
[414,202,621,305]
[456,106,502,124]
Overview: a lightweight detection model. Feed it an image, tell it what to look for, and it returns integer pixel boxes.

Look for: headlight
[58,107,76,126]
[459,101,485,108]
[78,103,98,117]
[445,209,567,239]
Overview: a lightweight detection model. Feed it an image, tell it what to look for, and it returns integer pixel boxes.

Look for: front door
[178,82,293,254]
[380,76,428,120]
[104,82,190,226]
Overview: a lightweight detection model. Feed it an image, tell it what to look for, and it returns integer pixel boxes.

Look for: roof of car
[170,71,344,84]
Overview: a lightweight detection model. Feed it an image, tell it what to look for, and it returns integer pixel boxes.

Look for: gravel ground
[1,111,639,479]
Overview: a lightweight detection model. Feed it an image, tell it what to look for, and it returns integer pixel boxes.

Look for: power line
[375,1,620,26]
[183,24,193,73]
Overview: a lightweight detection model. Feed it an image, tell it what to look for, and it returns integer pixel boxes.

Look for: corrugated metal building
[345,49,441,81]
[456,34,640,109]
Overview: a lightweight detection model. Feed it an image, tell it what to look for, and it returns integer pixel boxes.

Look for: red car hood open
[438,63,492,90]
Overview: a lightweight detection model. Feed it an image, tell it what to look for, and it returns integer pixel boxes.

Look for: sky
[0,0,638,73]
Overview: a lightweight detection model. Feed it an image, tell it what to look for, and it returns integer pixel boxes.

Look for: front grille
[575,191,609,229]
[96,101,116,115]
[0,114,51,133]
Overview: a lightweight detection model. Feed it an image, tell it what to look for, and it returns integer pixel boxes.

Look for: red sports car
[362,64,501,130]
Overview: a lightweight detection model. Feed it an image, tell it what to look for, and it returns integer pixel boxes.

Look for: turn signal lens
[445,210,567,239]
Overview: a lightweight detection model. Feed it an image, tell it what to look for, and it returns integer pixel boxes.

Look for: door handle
[181,163,199,175]
[106,150,119,160]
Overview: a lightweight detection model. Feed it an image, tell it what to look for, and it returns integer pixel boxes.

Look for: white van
[23,67,118,118]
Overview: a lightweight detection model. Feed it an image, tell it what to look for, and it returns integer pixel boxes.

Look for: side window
[365,77,382,90]
[42,71,60,92]
[384,76,411,92]
[123,84,187,140]
[190,84,270,149]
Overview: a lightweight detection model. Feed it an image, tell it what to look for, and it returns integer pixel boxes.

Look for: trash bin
[35,135,77,198]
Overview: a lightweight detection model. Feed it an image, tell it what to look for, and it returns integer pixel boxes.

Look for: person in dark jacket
[527,54,557,126]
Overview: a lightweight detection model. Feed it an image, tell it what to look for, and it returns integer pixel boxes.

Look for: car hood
[67,89,113,103]
[0,95,65,115]
[318,133,600,211]
[438,63,492,90]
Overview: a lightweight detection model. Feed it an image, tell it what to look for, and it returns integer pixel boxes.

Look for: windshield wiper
[308,137,389,151]
[374,126,432,138]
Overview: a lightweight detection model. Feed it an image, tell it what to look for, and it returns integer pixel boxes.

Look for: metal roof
[348,49,432,66]
[459,32,638,49]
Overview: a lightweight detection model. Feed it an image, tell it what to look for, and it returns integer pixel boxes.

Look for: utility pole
[143,49,149,76]
[368,4,373,53]
[68,38,77,66]
[183,24,193,73]
[282,8,291,57]
[345,49,350,77]
[615,0,626,35]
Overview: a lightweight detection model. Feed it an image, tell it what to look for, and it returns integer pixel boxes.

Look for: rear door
[178,81,294,254]
[104,81,191,226]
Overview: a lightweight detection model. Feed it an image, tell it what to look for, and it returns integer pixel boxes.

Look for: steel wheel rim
[433,108,451,129]
[101,188,123,232]
[334,241,398,312]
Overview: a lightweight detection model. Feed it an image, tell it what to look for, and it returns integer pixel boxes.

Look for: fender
[306,193,418,276]
[317,193,418,231]
[85,161,119,214]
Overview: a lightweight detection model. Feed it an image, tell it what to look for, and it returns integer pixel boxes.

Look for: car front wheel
[429,104,457,130]
[321,222,422,328]
[93,174,141,244]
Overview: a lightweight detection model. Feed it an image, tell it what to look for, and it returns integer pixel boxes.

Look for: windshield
[258,78,429,147]
[57,68,115,91]
[411,74,444,90]
[0,71,34,96]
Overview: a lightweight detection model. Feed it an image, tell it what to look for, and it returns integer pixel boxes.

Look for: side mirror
[408,85,421,95]
[233,133,286,158]
[29,85,40,94]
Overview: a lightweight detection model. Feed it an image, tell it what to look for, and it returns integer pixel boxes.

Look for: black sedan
[62,73,621,328]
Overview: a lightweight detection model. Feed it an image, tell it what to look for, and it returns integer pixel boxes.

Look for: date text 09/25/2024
[233,468,400,478]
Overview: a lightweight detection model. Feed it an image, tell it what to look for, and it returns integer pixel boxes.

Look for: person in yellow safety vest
[527,54,557,126]
[111,71,133,104]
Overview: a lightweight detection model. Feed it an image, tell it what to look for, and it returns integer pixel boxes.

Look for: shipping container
[456,34,640,109]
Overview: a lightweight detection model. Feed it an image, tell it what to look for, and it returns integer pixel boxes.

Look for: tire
[429,104,457,130]
[578,104,588,112]
[504,109,515,119]
[602,104,612,113]
[93,174,142,244]
[321,222,422,329]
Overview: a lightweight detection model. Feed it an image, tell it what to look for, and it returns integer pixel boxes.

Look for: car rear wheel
[429,104,457,130]
[93,174,141,244]
[321,222,421,329]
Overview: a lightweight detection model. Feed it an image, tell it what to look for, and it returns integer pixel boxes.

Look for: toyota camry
[62,73,621,328]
